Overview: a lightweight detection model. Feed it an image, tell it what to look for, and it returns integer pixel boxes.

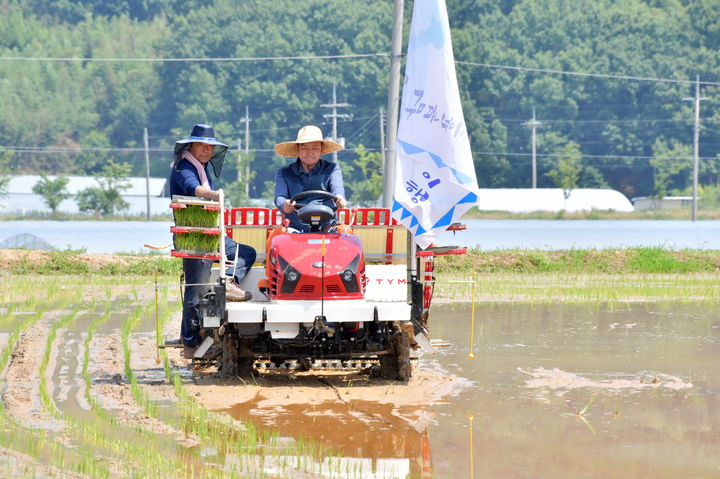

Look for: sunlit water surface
[223,302,720,478]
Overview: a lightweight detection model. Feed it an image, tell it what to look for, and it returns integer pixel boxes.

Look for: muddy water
[223,303,720,478]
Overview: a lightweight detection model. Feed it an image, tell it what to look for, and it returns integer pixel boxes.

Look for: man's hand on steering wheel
[334,195,347,209]
[282,199,297,213]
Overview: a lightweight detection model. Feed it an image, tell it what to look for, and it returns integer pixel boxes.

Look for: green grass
[6,250,182,276]
[624,247,706,273]
[434,272,720,304]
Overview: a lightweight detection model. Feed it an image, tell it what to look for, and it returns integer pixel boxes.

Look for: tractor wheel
[221,331,255,377]
[235,357,255,377]
[297,358,312,371]
[379,329,412,381]
[220,329,239,376]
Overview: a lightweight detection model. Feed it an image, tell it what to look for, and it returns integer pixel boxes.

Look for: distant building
[0,175,170,216]
[631,196,694,211]
[476,188,634,213]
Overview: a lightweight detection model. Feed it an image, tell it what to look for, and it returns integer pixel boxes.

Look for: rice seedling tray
[171,196,223,257]
[171,250,221,260]
[170,226,222,235]
[170,203,220,211]
[169,195,221,210]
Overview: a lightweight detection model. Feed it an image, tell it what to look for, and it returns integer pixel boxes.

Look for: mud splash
[518,367,693,391]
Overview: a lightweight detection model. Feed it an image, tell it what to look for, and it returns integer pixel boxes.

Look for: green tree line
[1,0,720,206]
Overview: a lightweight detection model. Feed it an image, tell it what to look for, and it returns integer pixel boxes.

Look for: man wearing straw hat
[170,123,256,359]
[274,125,347,231]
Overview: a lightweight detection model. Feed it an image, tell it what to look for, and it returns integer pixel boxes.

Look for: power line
[0,146,169,152]
[472,150,717,162]
[504,118,689,124]
[3,51,718,87]
[0,53,389,63]
[0,146,380,155]
[456,60,720,86]
[344,113,380,143]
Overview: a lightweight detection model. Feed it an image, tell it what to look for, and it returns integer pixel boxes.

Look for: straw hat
[273,125,344,158]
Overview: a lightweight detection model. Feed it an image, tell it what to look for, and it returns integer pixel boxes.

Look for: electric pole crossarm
[321,83,353,162]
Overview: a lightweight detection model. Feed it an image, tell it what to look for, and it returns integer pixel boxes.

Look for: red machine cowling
[267,232,367,300]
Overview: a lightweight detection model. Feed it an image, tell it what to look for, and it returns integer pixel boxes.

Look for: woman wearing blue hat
[169,124,257,359]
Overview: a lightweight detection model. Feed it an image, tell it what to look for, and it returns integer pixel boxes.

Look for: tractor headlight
[278,255,301,294]
[340,254,361,293]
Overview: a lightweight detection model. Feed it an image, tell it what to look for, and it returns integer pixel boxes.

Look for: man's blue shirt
[274,158,345,229]
[169,159,214,197]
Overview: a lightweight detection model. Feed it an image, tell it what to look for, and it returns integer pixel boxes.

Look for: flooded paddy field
[430,302,720,478]
[0,273,719,478]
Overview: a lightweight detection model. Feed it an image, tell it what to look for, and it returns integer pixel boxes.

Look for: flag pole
[383,0,404,208]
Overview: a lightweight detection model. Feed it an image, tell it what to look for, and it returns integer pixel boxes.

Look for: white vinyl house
[475,188,634,213]
[1,175,170,216]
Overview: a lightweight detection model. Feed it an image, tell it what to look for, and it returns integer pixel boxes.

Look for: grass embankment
[2,247,719,303]
[434,248,720,275]
[433,248,720,303]
[0,249,180,276]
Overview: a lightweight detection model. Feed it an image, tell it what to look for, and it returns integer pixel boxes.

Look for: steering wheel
[289,190,338,208]
[289,190,337,229]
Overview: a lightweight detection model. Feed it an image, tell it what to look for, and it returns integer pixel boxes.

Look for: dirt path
[2,314,67,433]
[0,447,87,479]
[158,311,470,429]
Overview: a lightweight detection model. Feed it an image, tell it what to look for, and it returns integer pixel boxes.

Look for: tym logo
[373,278,407,285]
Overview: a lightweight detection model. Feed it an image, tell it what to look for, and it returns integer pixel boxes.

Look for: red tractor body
[266,232,367,301]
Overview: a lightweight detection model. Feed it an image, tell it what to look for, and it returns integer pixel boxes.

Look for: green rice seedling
[435,272,720,304]
[174,205,220,228]
[121,302,159,417]
[173,231,221,252]
[0,290,123,477]
[35,288,187,477]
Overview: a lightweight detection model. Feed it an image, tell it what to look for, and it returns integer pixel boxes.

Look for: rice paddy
[1,250,719,478]
[0,274,354,478]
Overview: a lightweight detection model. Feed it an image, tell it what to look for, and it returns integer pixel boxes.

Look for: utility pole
[236,138,242,182]
[383,0,404,208]
[143,128,150,221]
[379,107,386,176]
[321,84,352,163]
[683,76,706,222]
[239,106,251,196]
[523,108,542,189]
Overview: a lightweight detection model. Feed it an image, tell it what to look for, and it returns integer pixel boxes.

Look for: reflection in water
[211,303,719,478]
[222,400,432,478]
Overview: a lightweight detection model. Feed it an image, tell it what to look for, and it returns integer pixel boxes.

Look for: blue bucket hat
[174,124,229,176]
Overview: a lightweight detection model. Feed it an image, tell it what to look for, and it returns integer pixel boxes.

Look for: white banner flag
[391,0,479,249]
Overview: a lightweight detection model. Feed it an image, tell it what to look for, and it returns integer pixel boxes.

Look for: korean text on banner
[391,0,479,249]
